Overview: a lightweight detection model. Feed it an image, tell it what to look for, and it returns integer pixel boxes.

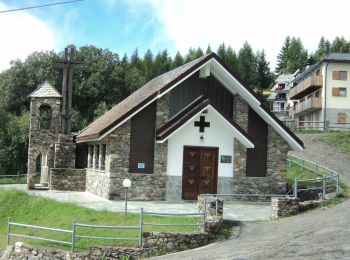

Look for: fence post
[71,220,76,253]
[139,208,143,247]
[336,174,340,195]
[215,196,218,216]
[323,176,326,197]
[294,178,298,198]
[7,217,11,246]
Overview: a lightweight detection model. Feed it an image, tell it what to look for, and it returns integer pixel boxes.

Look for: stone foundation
[50,168,86,191]
[109,174,167,201]
[86,169,110,199]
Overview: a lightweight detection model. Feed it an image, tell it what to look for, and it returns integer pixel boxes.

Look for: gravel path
[153,134,350,260]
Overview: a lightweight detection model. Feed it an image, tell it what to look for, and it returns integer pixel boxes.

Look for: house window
[101,144,106,170]
[338,113,347,124]
[333,71,347,80]
[332,87,347,97]
[88,145,93,168]
[95,145,100,170]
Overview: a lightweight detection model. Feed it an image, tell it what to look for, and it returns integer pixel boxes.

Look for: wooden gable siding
[246,107,268,177]
[169,72,233,119]
[129,102,156,173]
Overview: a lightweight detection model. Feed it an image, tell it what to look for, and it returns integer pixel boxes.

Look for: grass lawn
[0,176,27,185]
[320,131,350,152]
[0,189,200,252]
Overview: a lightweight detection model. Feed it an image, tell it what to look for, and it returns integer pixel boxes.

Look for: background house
[268,73,296,120]
[288,53,350,130]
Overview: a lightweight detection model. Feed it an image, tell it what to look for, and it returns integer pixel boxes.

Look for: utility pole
[54,46,84,134]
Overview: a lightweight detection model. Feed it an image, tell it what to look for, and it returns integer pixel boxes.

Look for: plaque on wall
[220,155,232,163]
[137,162,145,169]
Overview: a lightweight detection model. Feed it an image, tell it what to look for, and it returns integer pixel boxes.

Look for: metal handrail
[288,154,340,198]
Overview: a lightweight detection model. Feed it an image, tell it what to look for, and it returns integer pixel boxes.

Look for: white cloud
[0,2,56,71]
[145,0,350,69]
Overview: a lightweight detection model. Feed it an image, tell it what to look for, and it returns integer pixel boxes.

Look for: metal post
[125,187,128,215]
[323,176,326,197]
[294,178,298,198]
[7,217,11,246]
[139,208,143,247]
[215,197,218,216]
[71,220,76,253]
[336,174,340,194]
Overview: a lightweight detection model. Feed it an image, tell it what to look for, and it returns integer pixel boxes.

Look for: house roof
[76,54,213,142]
[323,52,350,62]
[76,53,304,151]
[28,81,62,98]
[155,95,254,148]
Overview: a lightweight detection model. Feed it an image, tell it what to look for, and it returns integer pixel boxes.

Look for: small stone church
[27,52,303,201]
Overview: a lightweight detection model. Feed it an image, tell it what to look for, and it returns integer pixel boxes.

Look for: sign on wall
[137,162,145,169]
[220,155,232,163]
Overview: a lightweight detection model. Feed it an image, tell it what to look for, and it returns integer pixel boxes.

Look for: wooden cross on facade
[54,46,84,134]
[194,116,210,133]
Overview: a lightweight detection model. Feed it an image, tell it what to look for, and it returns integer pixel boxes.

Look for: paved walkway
[0,185,271,222]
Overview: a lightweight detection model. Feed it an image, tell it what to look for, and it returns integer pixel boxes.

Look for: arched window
[39,105,52,129]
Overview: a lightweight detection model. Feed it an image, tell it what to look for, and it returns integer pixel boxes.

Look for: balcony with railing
[288,97,322,116]
[289,74,322,99]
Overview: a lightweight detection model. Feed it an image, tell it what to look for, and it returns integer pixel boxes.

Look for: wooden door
[182,146,218,200]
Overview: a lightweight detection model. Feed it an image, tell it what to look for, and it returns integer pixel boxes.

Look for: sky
[1,0,350,72]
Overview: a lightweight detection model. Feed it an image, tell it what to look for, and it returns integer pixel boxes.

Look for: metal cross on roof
[194,116,210,133]
[54,46,84,134]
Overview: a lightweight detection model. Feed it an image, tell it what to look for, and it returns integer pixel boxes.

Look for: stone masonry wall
[86,169,111,199]
[109,174,167,200]
[232,95,289,196]
[53,134,76,169]
[142,231,213,253]
[50,168,86,191]
[154,94,170,176]
[271,197,300,218]
[27,97,61,189]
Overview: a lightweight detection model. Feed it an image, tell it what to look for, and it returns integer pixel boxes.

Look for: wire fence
[7,208,207,252]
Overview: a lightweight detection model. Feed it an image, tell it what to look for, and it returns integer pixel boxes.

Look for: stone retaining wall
[1,242,159,260]
[142,231,213,253]
[271,197,300,218]
[50,168,86,191]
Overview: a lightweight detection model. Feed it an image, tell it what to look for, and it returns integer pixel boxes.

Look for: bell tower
[27,81,62,189]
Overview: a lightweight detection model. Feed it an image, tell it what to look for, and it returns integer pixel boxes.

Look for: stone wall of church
[86,169,110,199]
[232,96,289,197]
[53,134,76,168]
[109,174,167,200]
[50,168,86,191]
[154,94,170,176]
[27,97,61,189]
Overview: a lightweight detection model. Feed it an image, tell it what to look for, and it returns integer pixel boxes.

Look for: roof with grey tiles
[29,81,62,98]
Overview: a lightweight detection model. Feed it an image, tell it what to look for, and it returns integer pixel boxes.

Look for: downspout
[323,62,329,130]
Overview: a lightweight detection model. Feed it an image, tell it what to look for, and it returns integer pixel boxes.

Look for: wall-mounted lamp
[123,178,131,215]
[200,135,205,143]
[202,109,208,114]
